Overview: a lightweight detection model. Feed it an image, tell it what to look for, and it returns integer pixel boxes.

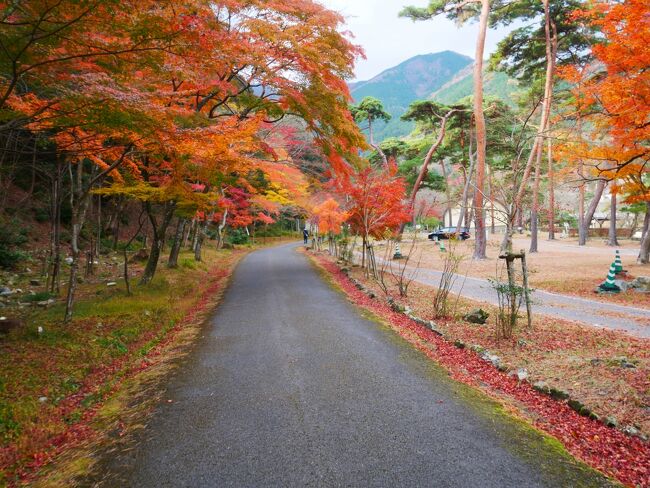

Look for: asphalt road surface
[124,243,610,487]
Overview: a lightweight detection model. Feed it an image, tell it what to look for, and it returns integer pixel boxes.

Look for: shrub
[24,292,55,302]
[227,228,249,245]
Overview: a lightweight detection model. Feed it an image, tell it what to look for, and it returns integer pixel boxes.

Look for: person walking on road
[303,228,309,245]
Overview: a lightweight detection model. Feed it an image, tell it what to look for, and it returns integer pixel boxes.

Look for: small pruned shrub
[489,278,525,341]
[23,291,55,302]
[228,228,249,245]
[432,247,463,318]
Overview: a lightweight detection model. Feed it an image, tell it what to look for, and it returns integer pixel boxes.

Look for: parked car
[428,227,471,240]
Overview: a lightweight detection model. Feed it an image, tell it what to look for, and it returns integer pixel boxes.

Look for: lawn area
[371,233,650,307]
[0,245,253,486]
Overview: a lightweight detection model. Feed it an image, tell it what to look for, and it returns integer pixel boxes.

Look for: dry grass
[370,233,650,307]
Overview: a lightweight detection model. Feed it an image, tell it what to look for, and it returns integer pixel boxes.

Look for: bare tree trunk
[112,198,124,251]
[638,202,650,264]
[216,208,228,249]
[607,188,619,246]
[529,141,543,253]
[140,201,176,285]
[513,0,556,224]
[488,165,496,234]
[640,204,650,240]
[456,134,476,234]
[123,210,145,296]
[578,162,586,244]
[183,218,194,249]
[64,163,93,323]
[472,0,490,260]
[439,159,454,226]
[547,137,555,240]
[406,111,457,217]
[194,219,206,261]
[96,195,102,257]
[368,118,388,167]
[579,179,606,245]
[167,217,187,268]
[48,160,63,295]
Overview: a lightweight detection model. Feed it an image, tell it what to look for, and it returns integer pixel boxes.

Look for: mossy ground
[0,240,286,486]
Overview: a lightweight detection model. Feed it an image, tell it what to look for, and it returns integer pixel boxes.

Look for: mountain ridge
[348,50,517,141]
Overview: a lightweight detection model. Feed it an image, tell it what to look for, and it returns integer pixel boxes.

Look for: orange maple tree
[332,161,410,266]
[313,198,347,236]
[558,0,650,261]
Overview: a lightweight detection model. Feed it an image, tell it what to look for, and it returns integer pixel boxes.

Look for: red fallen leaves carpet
[311,253,650,488]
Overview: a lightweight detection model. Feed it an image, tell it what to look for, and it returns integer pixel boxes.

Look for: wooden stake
[520,249,533,330]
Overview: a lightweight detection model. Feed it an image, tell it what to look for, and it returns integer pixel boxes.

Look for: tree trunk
[140,202,176,285]
[529,140,543,253]
[456,161,472,233]
[368,118,388,167]
[488,165,496,234]
[579,179,606,245]
[216,207,228,249]
[48,160,63,295]
[513,0,556,224]
[142,237,163,284]
[472,0,490,260]
[64,163,92,323]
[112,199,123,251]
[167,217,187,268]
[640,205,650,240]
[547,137,555,240]
[96,195,102,257]
[638,202,650,264]
[578,162,586,244]
[194,220,206,261]
[440,159,453,227]
[183,218,193,248]
[607,188,619,246]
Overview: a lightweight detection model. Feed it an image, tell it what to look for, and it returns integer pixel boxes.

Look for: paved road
[124,243,609,487]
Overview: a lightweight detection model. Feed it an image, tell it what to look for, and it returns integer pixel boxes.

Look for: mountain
[349,51,518,142]
[350,51,473,141]
[430,64,519,107]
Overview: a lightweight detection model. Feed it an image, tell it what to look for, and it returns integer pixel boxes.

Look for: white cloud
[318,0,516,81]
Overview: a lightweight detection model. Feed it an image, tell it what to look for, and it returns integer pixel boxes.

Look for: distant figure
[303,228,309,244]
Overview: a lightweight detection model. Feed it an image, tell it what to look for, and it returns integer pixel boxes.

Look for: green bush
[227,228,249,245]
[24,292,55,302]
[420,216,442,229]
[180,257,198,269]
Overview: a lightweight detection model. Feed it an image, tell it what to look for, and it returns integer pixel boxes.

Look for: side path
[122,243,611,487]
[414,268,650,338]
[363,252,650,338]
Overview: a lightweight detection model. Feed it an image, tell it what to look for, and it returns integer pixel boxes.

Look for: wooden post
[505,253,517,336]
[520,249,533,330]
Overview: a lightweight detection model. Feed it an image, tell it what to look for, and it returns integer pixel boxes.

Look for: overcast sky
[319,0,516,81]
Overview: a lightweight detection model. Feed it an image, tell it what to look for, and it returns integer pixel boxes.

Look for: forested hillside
[349,51,472,140]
